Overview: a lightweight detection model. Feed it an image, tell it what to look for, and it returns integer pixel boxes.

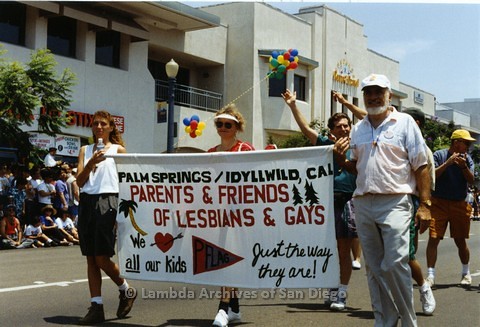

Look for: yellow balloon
[185,126,191,133]
[294,56,299,63]
[198,121,206,130]
[277,55,284,63]
[195,129,202,136]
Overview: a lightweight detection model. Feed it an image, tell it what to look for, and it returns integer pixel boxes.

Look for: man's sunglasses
[215,121,234,129]
[457,140,472,147]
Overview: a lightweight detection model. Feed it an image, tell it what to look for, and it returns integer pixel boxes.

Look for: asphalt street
[1,221,479,326]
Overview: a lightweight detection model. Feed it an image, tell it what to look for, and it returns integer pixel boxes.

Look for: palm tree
[118,199,148,236]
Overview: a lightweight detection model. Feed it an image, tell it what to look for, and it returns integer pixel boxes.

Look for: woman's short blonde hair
[215,104,246,132]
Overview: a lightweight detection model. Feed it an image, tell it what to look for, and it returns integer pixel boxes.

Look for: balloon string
[223,71,274,109]
[173,71,274,151]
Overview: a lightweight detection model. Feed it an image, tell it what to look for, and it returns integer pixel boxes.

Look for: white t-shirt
[24,224,42,237]
[66,175,79,206]
[55,217,75,230]
[37,182,55,205]
[44,153,57,167]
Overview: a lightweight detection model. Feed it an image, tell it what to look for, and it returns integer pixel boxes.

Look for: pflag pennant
[192,235,244,275]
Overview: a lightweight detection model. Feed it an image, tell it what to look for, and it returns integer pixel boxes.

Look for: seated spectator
[44,147,62,167]
[55,209,79,245]
[24,215,57,247]
[39,205,72,246]
[0,204,34,249]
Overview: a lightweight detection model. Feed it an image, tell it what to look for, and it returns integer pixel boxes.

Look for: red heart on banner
[154,232,174,253]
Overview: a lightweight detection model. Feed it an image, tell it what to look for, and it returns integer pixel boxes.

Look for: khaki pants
[354,194,416,327]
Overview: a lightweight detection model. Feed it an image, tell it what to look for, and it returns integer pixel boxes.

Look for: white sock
[462,264,470,275]
[338,284,348,292]
[118,280,129,291]
[91,296,103,304]
[338,284,348,300]
[427,267,435,277]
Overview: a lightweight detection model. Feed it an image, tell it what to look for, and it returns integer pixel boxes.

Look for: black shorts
[78,193,118,257]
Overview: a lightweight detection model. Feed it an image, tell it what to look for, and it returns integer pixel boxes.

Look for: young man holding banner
[282,89,358,311]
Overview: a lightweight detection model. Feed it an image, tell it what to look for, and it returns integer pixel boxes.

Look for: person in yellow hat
[426,129,476,287]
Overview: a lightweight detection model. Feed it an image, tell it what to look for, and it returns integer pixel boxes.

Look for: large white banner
[114,146,338,289]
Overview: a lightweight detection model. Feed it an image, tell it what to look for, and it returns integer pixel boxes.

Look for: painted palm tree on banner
[119,199,148,236]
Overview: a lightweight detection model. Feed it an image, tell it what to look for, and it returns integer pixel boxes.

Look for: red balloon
[288,62,298,70]
[190,131,197,138]
[190,120,198,129]
[283,52,290,60]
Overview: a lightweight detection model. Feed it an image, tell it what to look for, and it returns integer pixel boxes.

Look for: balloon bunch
[268,49,299,79]
[183,115,206,138]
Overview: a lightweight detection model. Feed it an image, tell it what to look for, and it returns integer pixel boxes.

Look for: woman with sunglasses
[209,104,254,327]
[208,104,254,153]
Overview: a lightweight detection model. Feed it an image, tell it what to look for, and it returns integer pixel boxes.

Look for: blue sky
[183,1,480,104]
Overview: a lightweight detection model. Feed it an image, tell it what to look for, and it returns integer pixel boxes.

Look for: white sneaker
[212,309,229,327]
[419,284,436,315]
[329,289,347,311]
[352,260,362,270]
[425,276,435,288]
[460,273,472,286]
[330,299,346,311]
[227,308,241,322]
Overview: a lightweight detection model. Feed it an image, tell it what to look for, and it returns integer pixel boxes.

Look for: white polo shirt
[350,108,429,197]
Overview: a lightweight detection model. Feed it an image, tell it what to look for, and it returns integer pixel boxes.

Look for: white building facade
[2,1,440,157]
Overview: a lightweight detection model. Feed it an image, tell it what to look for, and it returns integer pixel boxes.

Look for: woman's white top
[81,144,120,194]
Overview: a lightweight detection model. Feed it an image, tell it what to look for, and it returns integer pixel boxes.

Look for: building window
[268,77,286,97]
[96,30,121,68]
[47,16,77,58]
[294,75,306,101]
[0,2,26,46]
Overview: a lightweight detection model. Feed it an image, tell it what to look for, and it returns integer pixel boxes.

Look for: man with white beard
[335,74,432,327]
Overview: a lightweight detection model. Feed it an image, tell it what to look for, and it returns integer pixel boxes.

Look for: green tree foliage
[0,46,76,163]
[422,118,455,152]
[275,118,328,149]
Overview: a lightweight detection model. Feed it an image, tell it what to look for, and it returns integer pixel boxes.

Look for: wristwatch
[421,199,432,207]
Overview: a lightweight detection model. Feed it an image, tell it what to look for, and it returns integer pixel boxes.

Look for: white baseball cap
[361,74,391,91]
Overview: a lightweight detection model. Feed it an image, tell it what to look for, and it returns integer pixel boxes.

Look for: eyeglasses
[215,121,234,129]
